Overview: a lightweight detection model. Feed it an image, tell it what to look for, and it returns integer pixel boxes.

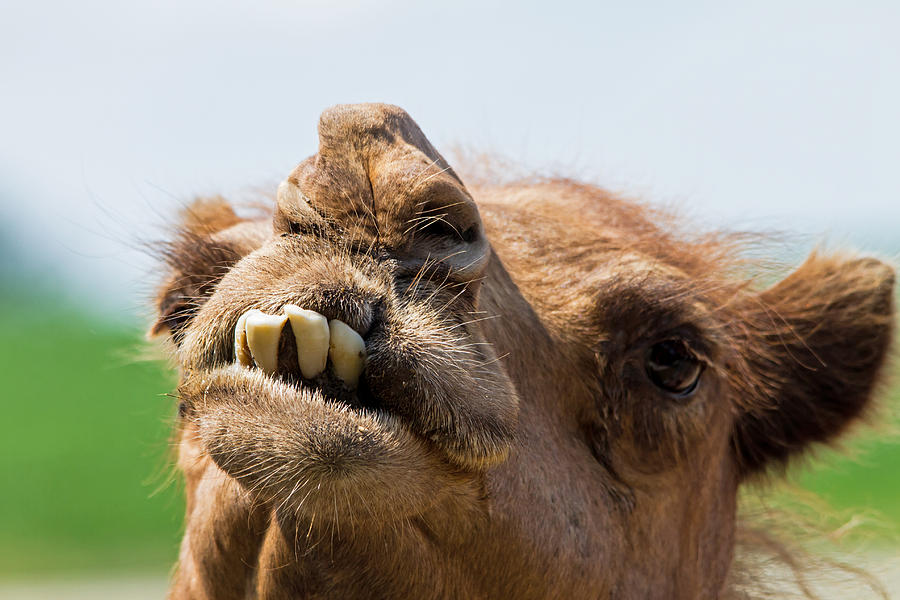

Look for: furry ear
[149,197,269,341]
[178,195,243,235]
[732,252,895,475]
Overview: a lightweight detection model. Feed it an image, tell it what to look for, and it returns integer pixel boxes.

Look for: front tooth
[245,312,288,374]
[328,319,366,389]
[283,305,330,379]
[234,310,259,368]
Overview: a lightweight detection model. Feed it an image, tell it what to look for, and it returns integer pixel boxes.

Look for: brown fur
[151,104,895,599]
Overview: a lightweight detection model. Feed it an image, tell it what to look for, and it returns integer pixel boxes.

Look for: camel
[150,103,895,599]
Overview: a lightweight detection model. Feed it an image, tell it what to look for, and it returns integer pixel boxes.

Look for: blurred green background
[0,289,181,578]
[1,275,898,582]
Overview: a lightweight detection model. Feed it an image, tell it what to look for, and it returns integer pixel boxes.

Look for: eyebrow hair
[590,273,724,356]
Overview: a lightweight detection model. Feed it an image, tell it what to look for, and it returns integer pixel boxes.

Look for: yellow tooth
[245,312,288,374]
[283,305,330,379]
[233,310,259,368]
[328,319,366,389]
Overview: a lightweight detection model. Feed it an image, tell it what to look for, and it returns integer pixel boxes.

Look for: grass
[0,294,898,578]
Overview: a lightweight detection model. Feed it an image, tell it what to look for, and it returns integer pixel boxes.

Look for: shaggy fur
[151,104,895,599]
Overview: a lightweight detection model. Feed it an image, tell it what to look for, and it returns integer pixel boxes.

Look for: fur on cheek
[364,302,520,470]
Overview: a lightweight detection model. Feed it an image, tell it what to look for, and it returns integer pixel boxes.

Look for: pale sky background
[1,0,898,316]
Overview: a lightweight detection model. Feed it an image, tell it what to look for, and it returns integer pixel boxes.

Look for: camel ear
[149,198,267,342]
[177,196,243,236]
[732,252,895,475]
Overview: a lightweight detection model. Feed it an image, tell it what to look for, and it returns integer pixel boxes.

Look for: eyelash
[419,220,479,243]
[286,221,322,237]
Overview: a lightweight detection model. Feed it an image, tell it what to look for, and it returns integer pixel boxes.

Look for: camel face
[153,104,895,599]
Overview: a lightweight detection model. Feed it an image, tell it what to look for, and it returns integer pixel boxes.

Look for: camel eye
[645,339,703,397]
